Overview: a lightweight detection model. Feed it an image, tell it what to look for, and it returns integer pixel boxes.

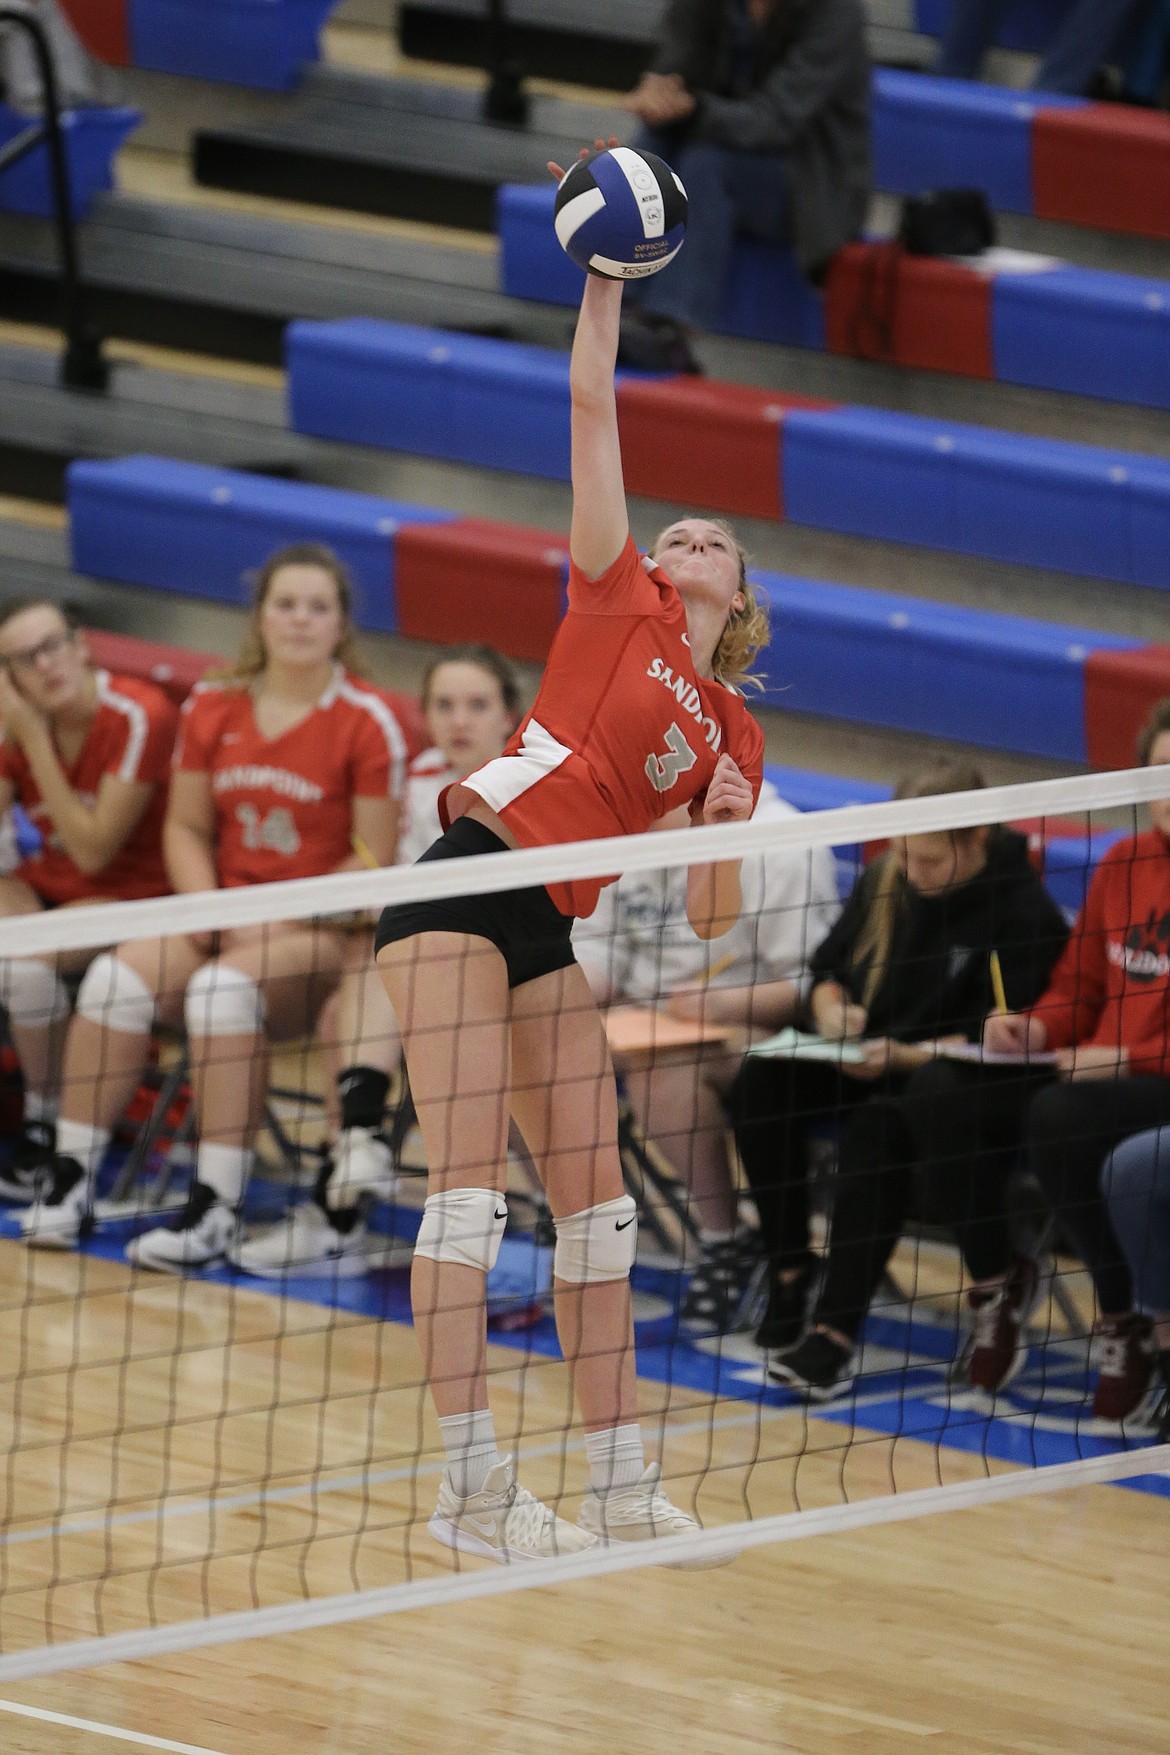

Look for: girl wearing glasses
[0,597,178,1198]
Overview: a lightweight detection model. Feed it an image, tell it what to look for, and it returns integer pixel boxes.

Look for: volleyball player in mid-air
[375,217,768,1562]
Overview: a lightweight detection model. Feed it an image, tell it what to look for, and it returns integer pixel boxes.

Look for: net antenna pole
[482,0,530,126]
[0,1,108,390]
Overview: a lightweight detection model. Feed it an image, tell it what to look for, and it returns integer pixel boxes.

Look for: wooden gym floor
[0,1234,1167,1755]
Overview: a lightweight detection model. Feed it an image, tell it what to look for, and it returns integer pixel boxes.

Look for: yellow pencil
[351,834,382,871]
[989,949,1008,1014]
[695,951,737,988]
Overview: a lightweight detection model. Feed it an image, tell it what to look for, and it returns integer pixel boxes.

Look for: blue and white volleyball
[554,147,688,280]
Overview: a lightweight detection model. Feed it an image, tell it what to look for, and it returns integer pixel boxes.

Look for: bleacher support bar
[0,2,106,389]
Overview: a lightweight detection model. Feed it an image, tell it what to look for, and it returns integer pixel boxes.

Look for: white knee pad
[0,958,70,1027]
[415,1187,507,1273]
[184,963,266,1038]
[75,954,156,1036]
[554,1194,638,1284]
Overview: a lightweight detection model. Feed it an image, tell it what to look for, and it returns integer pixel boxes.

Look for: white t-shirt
[572,780,840,1003]
[397,747,456,867]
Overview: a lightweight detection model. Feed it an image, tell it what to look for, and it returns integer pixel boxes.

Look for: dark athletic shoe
[960,1255,1039,1395]
[754,1253,816,1352]
[1092,1313,1156,1422]
[768,1330,856,1403]
[681,1228,763,1333]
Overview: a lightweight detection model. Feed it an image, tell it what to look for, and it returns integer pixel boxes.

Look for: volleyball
[553,147,688,280]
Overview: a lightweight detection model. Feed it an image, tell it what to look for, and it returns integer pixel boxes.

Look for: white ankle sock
[585,1424,645,1495]
[24,1091,58,1126]
[438,1409,501,1499]
[195,1143,252,1207]
[55,1118,110,1178]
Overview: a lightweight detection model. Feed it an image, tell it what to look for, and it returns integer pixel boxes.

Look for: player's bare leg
[377,931,595,1562]
[509,964,637,1433]
[510,963,704,1553]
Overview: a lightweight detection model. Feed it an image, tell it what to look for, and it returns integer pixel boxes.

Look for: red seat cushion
[55,0,131,66]
[1084,644,1170,770]
[824,243,994,380]
[395,518,568,664]
[85,628,212,706]
[1033,105,1170,241]
[616,379,833,522]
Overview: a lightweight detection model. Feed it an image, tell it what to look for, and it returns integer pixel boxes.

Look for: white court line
[0,1695,234,1755]
[0,1444,1165,1684]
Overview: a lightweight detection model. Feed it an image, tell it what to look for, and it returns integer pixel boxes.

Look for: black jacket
[650,0,872,275]
[809,829,1071,1044]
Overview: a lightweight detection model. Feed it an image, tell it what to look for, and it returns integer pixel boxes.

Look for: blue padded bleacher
[870,71,1079,213]
[498,183,1170,411]
[287,319,575,481]
[127,0,339,88]
[67,456,456,635]
[0,104,141,220]
[285,319,1170,591]
[496,185,827,351]
[780,405,1170,587]
[754,571,1139,762]
[993,267,1170,411]
[67,457,1149,767]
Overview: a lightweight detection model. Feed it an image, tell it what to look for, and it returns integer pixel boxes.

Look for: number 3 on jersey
[645,722,698,794]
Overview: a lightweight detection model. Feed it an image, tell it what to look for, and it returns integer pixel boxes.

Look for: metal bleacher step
[191,63,626,230]
[177,53,1169,286]
[0,334,305,502]
[0,189,571,365]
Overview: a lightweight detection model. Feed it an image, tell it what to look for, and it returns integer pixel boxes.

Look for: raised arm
[569,274,630,580]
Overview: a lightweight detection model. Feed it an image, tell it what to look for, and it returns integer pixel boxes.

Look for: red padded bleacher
[616,383,831,522]
[57,0,131,66]
[85,628,212,706]
[824,245,994,381]
[1033,106,1170,241]
[396,518,567,664]
[1084,644,1170,771]
[85,626,427,757]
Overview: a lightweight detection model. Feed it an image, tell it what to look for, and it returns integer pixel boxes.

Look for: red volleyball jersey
[0,670,178,904]
[175,668,408,888]
[445,536,764,917]
[1030,831,1170,1076]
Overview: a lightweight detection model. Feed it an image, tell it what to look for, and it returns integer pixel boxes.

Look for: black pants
[730,1056,913,1339]
[902,1060,1170,1318]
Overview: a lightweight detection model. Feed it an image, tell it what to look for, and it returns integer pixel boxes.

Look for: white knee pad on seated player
[75,953,155,1036]
[415,1187,507,1272]
[554,1194,638,1284]
[0,958,70,1027]
[184,962,266,1038]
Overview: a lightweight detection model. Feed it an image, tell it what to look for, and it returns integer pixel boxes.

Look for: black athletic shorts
[373,816,577,990]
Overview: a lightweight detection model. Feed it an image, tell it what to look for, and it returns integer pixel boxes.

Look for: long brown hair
[851,760,989,1009]
[652,517,770,690]
[215,544,362,684]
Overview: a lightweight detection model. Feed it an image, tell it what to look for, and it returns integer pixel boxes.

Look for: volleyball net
[0,766,1168,1679]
